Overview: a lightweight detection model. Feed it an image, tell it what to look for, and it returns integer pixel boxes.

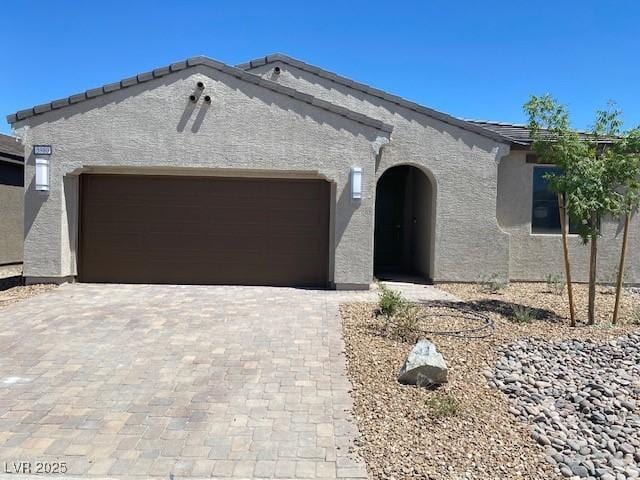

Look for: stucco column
[60,174,79,277]
[333,141,386,289]
[23,148,65,281]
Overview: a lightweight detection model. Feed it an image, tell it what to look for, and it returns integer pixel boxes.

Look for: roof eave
[238,53,516,146]
[7,56,393,135]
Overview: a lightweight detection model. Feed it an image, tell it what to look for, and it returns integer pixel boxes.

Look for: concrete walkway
[0,282,453,479]
[377,280,459,303]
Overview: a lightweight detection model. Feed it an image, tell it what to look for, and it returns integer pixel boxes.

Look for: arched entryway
[374,165,435,281]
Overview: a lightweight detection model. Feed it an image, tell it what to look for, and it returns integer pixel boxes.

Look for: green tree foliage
[616,128,640,211]
[524,95,640,324]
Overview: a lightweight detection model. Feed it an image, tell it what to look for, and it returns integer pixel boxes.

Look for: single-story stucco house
[6,54,639,288]
[0,133,24,266]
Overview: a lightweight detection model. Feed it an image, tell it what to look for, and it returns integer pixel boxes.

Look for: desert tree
[612,128,640,323]
[525,96,637,325]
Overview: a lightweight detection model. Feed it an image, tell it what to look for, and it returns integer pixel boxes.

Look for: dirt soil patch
[340,283,640,479]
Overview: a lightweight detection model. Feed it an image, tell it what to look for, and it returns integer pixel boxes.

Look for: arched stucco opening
[374,164,436,282]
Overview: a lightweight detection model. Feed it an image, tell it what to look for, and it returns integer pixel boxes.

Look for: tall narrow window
[531,166,579,234]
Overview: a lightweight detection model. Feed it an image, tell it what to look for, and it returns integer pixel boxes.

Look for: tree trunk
[587,212,598,325]
[612,211,630,324]
[558,193,576,326]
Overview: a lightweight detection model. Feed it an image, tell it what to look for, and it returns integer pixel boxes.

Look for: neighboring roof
[466,120,617,146]
[0,133,23,164]
[465,120,535,144]
[6,57,393,134]
[238,53,523,146]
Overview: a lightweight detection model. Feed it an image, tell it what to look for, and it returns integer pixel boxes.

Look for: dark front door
[374,168,406,274]
[79,174,330,287]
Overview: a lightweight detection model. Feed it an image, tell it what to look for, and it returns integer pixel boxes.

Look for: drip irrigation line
[384,303,495,339]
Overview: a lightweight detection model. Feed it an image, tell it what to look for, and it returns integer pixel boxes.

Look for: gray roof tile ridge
[7,56,393,134]
[468,118,609,138]
[237,53,523,145]
[464,119,529,128]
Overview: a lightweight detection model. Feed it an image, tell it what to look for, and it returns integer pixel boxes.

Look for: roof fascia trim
[7,56,393,134]
[239,54,524,145]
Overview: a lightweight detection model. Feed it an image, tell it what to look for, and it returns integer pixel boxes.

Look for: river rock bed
[492,334,640,479]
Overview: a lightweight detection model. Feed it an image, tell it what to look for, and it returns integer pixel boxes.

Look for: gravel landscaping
[438,282,640,326]
[340,282,640,479]
[0,265,57,309]
[492,334,640,479]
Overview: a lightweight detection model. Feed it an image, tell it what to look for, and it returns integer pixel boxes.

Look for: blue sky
[2,0,639,135]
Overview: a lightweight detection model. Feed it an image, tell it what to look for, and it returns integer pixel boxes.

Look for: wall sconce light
[197,81,205,89]
[189,94,197,103]
[274,66,281,74]
[35,158,50,192]
[204,95,211,103]
[350,167,362,200]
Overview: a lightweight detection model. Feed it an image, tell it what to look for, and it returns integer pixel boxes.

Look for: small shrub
[546,273,566,295]
[478,274,507,294]
[378,285,422,340]
[594,322,614,330]
[425,395,461,418]
[390,304,421,340]
[631,307,640,325]
[511,305,535,324]
[378,284,406,318]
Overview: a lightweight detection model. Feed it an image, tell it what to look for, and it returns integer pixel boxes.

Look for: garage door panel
[79,175,330,286]
[85,232,324,256]
[85,204,324,228]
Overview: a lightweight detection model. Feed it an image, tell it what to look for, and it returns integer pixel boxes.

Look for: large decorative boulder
[398,339,448,386]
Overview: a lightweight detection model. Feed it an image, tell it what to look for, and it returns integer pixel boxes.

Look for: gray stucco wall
[0,184,23,265]
[497,151,640,284]
[19,59,629,286]
[14,65,389,287]
[248,62,511,282]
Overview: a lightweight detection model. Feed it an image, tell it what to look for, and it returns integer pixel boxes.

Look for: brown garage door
[79,174,330,287]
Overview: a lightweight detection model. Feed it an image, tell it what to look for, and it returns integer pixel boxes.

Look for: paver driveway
[0,284,373,479]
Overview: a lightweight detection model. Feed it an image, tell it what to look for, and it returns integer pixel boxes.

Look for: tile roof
[466,120,616,145]
[6,57,393,134]
[238,54,523,146]
[464,120,536,144]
